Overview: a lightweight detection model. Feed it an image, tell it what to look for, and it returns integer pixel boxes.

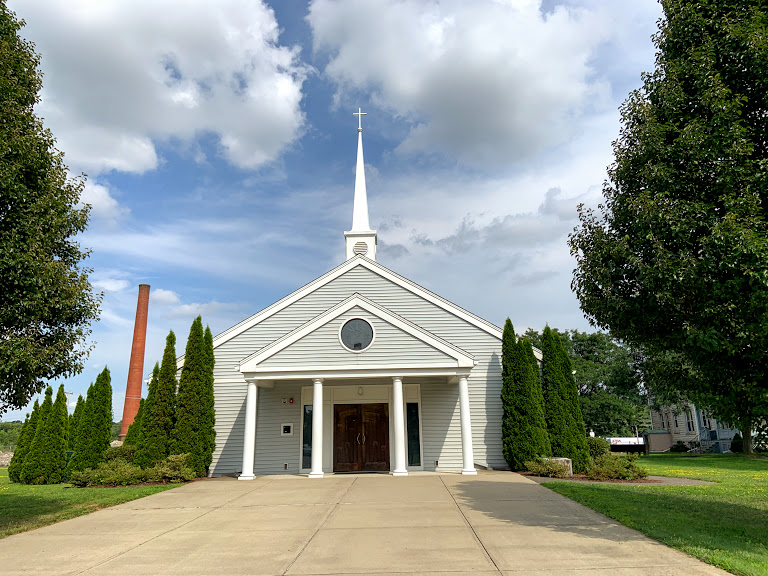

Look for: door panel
[362,404,390,471]
[334,404,361,472]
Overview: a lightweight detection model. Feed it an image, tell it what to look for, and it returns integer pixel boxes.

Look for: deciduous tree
[0,2,100,413]
[569,0,768,452]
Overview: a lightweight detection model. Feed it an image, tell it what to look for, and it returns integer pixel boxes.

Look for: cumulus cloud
[79,181,129,223]
[309,0,613,165]
[13,0,309,175]
[150,288,181,306]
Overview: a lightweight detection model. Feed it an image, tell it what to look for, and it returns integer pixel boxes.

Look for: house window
[660,413,665,429]
[406,403,421,466]
[686,411,694,432]
[674,415,679,428]
[302,405,313,469]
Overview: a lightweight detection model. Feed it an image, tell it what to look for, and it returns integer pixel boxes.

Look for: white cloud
[12,0,310,175]
[79,181,129,223]
[166,301,240,319]
[150,288,181,306]
[309,0,614,165]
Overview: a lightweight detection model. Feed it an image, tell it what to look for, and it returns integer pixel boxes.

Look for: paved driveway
[1,472,729,575]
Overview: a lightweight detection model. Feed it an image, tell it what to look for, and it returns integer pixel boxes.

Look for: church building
[205,111,523,478]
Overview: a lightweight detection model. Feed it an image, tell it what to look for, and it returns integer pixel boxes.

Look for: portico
[237,372,477,479]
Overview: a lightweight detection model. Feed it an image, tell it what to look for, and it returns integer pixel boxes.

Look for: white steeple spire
[345,108,377,260]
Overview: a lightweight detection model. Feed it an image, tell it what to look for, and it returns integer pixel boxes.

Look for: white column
[392,376,408,476]
[239,380,258,480]
[309,378,324,478]
[458,375,477,475]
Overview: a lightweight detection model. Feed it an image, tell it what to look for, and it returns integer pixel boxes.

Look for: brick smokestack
[119,284,150,441]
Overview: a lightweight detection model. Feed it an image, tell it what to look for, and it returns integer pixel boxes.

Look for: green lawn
[544,454,768,576]
[0,466,180,538]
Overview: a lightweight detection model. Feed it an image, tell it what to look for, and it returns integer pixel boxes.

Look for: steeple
[344,108,377,260]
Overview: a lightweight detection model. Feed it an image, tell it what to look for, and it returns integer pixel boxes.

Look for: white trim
[239,293,475,372]
[243,366,473,381]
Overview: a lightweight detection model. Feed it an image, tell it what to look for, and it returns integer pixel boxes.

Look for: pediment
[239,294,475,377]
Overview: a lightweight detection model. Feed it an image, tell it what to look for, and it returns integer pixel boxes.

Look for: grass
[0,466,180,539]
[544,454,768,576]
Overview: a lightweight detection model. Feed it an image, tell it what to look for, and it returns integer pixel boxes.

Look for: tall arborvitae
[67,368,112,474]
[135,332,177,468]
[92,368,113,455]
[67,384,94,474]
[21,385,68,484]
[68,395,84,450]
[8,400,38,482]
[202,325,216,474]
[555,337,590,473]
[541,326,590,473]
[123,398,144,446]
[500,320,550,470]
[171,317,206,476]
[19,386,53,483]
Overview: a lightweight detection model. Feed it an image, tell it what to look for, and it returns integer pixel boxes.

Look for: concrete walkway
[1,471,729,576]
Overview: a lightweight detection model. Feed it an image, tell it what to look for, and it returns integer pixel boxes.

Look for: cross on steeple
[353,107,366,132]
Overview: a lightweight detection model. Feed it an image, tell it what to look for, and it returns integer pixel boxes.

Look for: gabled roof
[212,255,503,349]
[239,293,476,373]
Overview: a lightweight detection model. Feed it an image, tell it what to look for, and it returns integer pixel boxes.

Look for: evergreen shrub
[524,458,570,478]
[146,454,196,483]
[104,444,137,463]
[588,453,647,481]
[670,440,689,452]
[70,454,195,487]
[70,459,146,487]
[587,437,611,459]
[730,433,743,453]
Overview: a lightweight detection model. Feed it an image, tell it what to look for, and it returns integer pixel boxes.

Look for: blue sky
[5,0,663,421]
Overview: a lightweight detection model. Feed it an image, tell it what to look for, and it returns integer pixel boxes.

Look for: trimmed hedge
[588,453,648,481]
[525,458,570,478]
[70,454,196,487]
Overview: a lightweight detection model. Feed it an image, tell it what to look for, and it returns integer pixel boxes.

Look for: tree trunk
[742,419,753,454]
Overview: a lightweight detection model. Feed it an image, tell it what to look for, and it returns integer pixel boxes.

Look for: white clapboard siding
[252,382,304,475]
[209,263,506,475]
[258,307,454,368]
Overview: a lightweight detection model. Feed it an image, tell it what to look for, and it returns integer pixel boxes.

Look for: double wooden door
[334,403,390,472]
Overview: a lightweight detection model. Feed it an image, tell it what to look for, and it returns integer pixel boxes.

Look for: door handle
[362,427,366,444]
[356,433,361,444]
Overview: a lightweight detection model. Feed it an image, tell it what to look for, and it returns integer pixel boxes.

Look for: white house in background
[648,402,738,453]
[198,111,525,478]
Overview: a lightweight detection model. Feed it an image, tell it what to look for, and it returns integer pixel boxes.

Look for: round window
[340,319,374,352]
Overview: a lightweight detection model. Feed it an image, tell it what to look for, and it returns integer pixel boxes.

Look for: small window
[674,415,679,428]
[340,319,374,352]
[406,403,421,467]
[686,411,694,432]
[302,406,313,469]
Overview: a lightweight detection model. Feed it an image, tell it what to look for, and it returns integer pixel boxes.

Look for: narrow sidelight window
[302,405,313,469]
[406,402,421,467]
